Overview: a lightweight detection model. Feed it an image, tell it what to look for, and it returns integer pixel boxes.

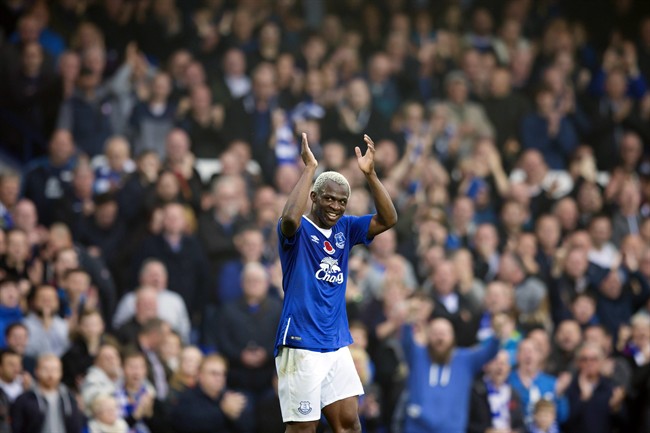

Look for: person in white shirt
[112,259,190,342]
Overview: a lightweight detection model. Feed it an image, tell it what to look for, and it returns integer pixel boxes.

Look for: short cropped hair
[312,171,350,197]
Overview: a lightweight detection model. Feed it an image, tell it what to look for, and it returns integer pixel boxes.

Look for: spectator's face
[534,407,556,431]
[599,271,623,299]
[123,357,147,387]
[33,287,59,317]
[501,202,525,228]
[577,182,602,214]
[242,267,269,302]
[21,42,43,74]
[190,86,212,111]
[163,204,187,234]
[305,70,324,98]
[0,281,20,308]
[13,201,38,231]
[346,79,371,111]
[160,334,181,363]
[151,73,171,100]
[577,346,602,377]
[135,291,158,321]
[589,218,611,247]
[165,131,190,161]
[48,130,75,165]
[6,327,28,354]
[18,16,40,43]
[94,397,119,425]
[517,339,541,370]
[179,347,202,377]
[447,80,468,103]
[0,353,22,382]
[237,230,264,261]
[632,321,650,348]
[214,181,244,216]
[106,140,130,172]
[156,172,180,202]
[223,49,246,76]
[433,261,457,295]
[6,231,29,262]
[555,321,582,352]
[322,143,346,171]
[140,263,167,291]
[253,66,276,102]
[36,357,62,390]
[483,282,512,313]
[72,166,95,197]
[605,71,627,99]
[564,249,588,279]
[369,230,396,259]
[427,319,455,357]
[620,134,643,166]
[58,52,80,82]
[571,296,596,325]
[554,199,578,231]
[475,225,498,253]
[96,346,121,378]
[199,359,227,396]
[80,313,104,340]
[583,327,610,354]
[484,351,510,384]
[55,249,79,279]
[95,201,118,229]
[0,177,20,207]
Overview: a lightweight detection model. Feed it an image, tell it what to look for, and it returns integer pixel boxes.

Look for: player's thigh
[276,347,327,422]
[322,396,361,432]
[285,420,320,433]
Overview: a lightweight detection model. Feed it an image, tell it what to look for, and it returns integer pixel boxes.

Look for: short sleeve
[277,218,301,249]
[347,214,374,246]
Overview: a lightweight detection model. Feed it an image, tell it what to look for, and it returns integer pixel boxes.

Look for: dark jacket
[214,296,282,392]
[468,378,525,433]
[10,385,83,433]
[562,375,626,433]
[0,388,9,433]
[168,386,254,433]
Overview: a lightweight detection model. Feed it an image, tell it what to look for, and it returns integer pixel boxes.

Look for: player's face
[311,181,348,229]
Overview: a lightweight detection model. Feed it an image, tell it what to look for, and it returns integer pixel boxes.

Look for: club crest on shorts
[298,401,312,415]
[323,240,335,254]
[334,232,345,249]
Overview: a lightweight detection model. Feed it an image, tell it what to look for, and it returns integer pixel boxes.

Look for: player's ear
[310,190,317,202]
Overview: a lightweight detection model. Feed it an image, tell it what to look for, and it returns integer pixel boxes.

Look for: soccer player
[274,133,397,432]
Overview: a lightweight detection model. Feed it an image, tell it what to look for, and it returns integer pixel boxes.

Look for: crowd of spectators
[1,0,650,432]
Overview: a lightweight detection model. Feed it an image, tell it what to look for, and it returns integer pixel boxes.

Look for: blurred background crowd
[1,0,650,432]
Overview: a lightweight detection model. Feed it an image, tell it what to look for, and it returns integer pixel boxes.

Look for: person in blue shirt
[399,314,509,433]
[274,133,397,433]
[508,338,570,430]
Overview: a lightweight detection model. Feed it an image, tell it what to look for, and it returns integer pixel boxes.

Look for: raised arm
[356,135,398,238]
[280,133,318,237]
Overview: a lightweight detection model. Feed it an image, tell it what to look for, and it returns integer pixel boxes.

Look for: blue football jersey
[274,214,373,355]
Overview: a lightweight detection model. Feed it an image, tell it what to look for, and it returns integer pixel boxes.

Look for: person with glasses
[561,342,626,433]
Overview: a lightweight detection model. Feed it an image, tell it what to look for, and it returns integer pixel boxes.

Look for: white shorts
[275,346,364,422]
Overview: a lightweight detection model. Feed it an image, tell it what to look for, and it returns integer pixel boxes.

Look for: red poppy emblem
[323,241,335,255]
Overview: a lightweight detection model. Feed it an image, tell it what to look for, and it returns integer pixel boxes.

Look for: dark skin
[279,133,397,433]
